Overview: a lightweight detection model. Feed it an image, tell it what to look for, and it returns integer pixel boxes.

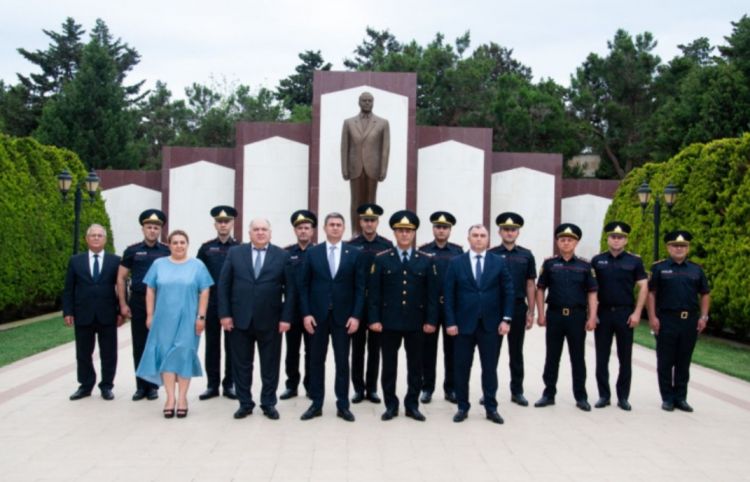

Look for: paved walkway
[1,323,748,482]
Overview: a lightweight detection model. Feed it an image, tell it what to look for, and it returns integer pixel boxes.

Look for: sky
[1,0,747,99]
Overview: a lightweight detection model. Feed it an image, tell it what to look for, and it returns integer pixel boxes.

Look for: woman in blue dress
[137,230,213,418]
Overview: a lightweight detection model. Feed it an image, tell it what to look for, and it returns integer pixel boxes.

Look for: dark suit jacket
[444,252,514,334]
[368,248,439,331]
[300,242,365,326]
[217,243,294,331]
[341,113,390,181]
[62,251,121,326]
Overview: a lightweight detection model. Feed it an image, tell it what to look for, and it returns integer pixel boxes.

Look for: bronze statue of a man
[341,92,391,228]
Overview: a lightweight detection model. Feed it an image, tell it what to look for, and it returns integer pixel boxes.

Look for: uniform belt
[599,305,632,312]
[548,306,585,316]
[660,309,696,320]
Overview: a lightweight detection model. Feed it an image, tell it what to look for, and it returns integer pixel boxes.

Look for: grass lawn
[0,316,74,368]
[633,324,750,382]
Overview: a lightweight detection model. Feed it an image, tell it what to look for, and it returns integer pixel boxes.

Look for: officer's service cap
[604,221,631,236]
[290,209,317,228]
[389,210,420,230]
[665,230,692,245]
[210,205,237,221]
[555,223,582,240]
[357,203,384,219]
[139,209,166,226]
[496,212,524,229]
[430,211,456,226]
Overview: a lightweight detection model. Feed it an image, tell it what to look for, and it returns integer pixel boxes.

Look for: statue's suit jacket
[341,113,390,181]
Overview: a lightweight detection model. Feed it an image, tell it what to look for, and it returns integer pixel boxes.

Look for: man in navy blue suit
[218,218,294,420]
[63,224,123,401]
[299,213,365,422]
[444,224,514,424]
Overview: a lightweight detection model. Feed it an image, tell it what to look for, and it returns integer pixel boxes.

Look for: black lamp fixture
[637,181,680,260]
[57,168,101,254]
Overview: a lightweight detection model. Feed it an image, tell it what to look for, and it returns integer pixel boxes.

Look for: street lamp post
[57,169,101,254]
[637,181,679,261]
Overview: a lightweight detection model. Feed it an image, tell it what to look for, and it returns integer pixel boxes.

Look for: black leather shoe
[146,388,159,400]
[661,401,675,412]
[534,396,555,407]
[69,388,92,401]
[674,400,694,412]
[444,392,457,404]
[300,405,322,420]
[337,408,355,422]
[453,409,468,423]
[486,411,504,424]
[405,408,426,421]
[199,388,220,401]
[420,391,433,404]
[279,388,298,400]
[132,389,147,401]
[381,408,398,421]
[576,399,591,412]
[351,391,365,404]
[262,406,280,420]
[100,389,114,401]
[366,392,381,404]
[594,397,611,409]
[617,399,632,411]
[234,406,253,419]
[223,387,238,400]
[511,394,529,407]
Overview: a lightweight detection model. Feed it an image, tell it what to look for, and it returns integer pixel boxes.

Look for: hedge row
[0,134,112,319]
[604,134,750,335]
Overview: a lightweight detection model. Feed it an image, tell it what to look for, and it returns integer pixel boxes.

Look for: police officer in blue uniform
[591,222,648,411]
[280,209,317,400]
[419,211,463,404]
[196,206,239,401]
[117,209,170,401]
[488,212,537,407]
[647,230,711,412]
[535,223,598,411]
[349,203,393,404]
[369,210,438,421]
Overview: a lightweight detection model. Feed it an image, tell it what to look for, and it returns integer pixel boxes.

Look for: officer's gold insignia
[365,207,375,216]
[438,214,448,224]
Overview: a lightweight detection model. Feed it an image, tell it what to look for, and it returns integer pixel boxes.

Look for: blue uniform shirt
[648,258,710,312]
[120,241,171,294]
[537,255,598,308]
[591,250,647,307]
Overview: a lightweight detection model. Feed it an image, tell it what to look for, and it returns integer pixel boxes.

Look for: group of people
[62,202,711,422]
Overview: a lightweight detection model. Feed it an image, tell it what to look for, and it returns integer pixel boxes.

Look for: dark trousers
[656,311,698,403]
[454,324,500,413]
[497,303,528,395]
[74,320,117,391]
[309,313,351,410]
[421,315,455,395]
[595,307,634,401]
[229,324,281,410]
[351,317,380,394]
[204,303,233,391]
[542,308,588,401]
[129,293,158,391]
[381,329,423,412]
[284,319,311,392]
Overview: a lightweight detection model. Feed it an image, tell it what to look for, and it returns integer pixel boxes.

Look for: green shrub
[604,134,750,335]
[0,134,112,320]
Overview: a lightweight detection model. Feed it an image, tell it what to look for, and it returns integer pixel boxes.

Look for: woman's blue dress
[136,257,213,385]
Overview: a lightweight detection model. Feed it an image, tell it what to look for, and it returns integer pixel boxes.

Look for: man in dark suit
[444,224,514,424]
[299,213,365,422]
[369,210,438,422]
[63,224,122,401]
[218,218,294,420]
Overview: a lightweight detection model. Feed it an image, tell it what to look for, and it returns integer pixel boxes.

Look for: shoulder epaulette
[627,251,641,258]
[284,243,296,250]
[201,238,216,245]
[416,249,434,257]
[576,255,591,263]
[544,255,558,261]
[448,242,463,249]
[652,258,666,265]
[418,241,433,249]
[125,241,142,249]
[375,248,392,257]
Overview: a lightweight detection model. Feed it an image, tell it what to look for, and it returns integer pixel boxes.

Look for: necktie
[402,250,409,265]
[328,245,337,278]
[93,253,100,281]
[475,254,483,283]
[253,248,265,278]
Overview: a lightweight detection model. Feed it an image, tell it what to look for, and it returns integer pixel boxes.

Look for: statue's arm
[380,120,390,181]
[341,120,350,180]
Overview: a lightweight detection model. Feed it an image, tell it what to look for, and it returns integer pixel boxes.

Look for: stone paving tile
[1,325,749,481]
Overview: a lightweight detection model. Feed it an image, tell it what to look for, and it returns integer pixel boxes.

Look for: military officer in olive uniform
[369,210,438,421]
[117,209,170,401]
[535,223,598,411]
[419,211,463,404]
[196,206,239,401]
[648,230,711,412]
[280,209,317,400]
[591,222,648,411]
[485,212,537,407]
[349,203,393,404]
